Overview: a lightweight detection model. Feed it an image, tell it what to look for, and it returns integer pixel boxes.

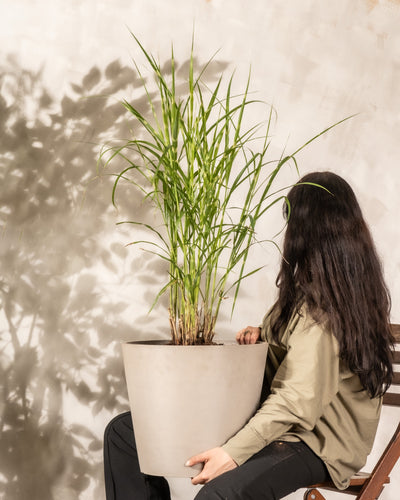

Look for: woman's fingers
[236,326,261,344]
[185,452,206,467]
[187,447,237,485]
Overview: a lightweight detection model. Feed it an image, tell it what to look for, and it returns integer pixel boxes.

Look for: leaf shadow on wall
[0,54,229,499]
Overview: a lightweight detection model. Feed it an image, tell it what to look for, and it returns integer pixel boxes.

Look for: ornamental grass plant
[100,34,348,345]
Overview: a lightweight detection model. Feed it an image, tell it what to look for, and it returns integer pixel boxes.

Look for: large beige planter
[122,340,268,477]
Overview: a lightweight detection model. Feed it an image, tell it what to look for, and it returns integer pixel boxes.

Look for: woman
[104,171,394,499]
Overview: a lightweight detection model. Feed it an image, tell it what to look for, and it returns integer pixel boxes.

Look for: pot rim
[122,339,266,346]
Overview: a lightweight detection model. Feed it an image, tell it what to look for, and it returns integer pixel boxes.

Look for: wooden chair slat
[382,392,400,406]
[391,324,400,341]
[393,350,400,364]
[392,372,400,385]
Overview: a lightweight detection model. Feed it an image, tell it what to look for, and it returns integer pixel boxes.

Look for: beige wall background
[0,0,399,499]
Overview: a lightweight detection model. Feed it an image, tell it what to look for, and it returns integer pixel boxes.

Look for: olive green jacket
[222,308,381,489]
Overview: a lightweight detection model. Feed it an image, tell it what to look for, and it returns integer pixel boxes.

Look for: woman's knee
[104,411,132,443]
[194,479,241,500]
[194,483,224,499]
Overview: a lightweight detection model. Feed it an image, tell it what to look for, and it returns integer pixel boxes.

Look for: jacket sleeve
[222,317,340,465]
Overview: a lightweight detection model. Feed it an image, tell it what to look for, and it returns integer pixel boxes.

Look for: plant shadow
[0,53,229,499]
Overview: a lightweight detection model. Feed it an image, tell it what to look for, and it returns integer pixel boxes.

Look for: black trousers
[104,412,330,500]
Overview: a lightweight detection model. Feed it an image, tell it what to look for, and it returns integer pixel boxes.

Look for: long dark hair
[271,171,393,397]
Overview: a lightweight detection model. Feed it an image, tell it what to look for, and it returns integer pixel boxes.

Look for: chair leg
[303,488,326,500]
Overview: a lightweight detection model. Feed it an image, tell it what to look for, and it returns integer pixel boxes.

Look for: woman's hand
[236,325,261,344]
[186,447,237,485]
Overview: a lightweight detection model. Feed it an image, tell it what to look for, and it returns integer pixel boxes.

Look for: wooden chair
[304,324,400,500]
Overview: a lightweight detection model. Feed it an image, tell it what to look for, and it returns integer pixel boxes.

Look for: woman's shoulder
[263,304,337,350]
[288,306,341,357]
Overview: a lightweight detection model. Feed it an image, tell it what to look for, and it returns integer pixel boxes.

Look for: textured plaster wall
[0,1,399,499]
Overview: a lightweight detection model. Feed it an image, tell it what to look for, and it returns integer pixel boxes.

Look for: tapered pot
[122,340,268,477]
